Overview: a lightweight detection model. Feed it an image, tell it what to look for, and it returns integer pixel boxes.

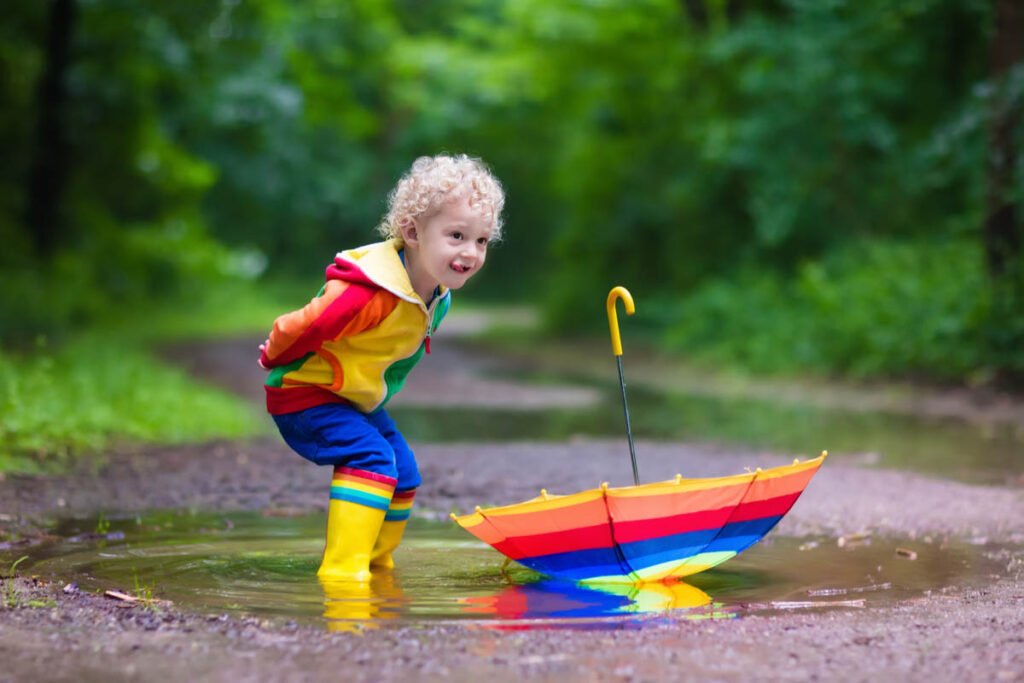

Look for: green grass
[0,269,532,474]
[109,276,315,343]
[3,556,29,608]
[0,334,268,472]
[0,278,306,473]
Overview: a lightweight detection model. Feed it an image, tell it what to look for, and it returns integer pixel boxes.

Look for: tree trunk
[681,0,709,32]
[25,0,76,257]
[983,0,1023,279]
[726,0,745,24]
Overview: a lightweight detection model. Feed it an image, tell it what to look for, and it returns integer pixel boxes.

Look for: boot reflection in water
[321,572,405,632]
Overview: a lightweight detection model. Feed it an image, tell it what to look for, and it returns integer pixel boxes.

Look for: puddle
[392,378,1024,486]
[6,512,1010,630]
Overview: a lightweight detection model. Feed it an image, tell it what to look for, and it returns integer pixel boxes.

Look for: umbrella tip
[601,482,609,490]
[821,450,828,458]
[449,512,457,520]
[793,458,799,465]
[540,488,549,500]
[675,474,682,484]
[475,505,482,512]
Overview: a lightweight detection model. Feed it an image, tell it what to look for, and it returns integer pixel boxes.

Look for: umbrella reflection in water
[459,579,716,620]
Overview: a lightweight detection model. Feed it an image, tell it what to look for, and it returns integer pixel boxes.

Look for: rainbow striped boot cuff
[371,488,416,569]
[329,467,397,510]
[384,489,416,521]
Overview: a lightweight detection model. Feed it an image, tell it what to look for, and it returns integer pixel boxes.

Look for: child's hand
[258,340,271,370]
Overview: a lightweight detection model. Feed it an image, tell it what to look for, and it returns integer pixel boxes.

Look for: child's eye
[452,231,463,240]
[477,237,489,246]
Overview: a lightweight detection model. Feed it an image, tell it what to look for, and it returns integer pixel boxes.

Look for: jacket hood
[328,239,448,305]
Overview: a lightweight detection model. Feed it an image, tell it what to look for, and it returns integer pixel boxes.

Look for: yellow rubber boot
[371,489,415,569]
[317,466,395,582]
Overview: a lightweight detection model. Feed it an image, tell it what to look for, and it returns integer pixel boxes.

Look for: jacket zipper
[424,297,438,354]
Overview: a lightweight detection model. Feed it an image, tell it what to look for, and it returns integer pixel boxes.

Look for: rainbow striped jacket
[260,240,450,415]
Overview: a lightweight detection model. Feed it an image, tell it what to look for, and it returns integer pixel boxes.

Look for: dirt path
[1,323,1022,682]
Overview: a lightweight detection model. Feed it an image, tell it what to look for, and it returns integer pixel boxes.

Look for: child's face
[403,195,493,298]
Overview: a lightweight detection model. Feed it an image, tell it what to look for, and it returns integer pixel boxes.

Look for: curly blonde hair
[378,154,504,246]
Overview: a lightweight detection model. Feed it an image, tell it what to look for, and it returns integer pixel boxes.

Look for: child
[258,154,504,582]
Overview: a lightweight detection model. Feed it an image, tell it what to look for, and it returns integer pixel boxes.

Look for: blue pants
[272,402,421,490]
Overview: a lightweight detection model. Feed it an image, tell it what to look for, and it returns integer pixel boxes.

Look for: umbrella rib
[663,471,761,578]
[600,484,638,582]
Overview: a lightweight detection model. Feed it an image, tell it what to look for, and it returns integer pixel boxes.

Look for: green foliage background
[2,0,1022,383]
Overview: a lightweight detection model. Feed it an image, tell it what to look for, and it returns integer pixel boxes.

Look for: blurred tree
[24,0,76,257]
[525,0,996,328]
[2,0,234,339]
[1,0,1018,380]
[984,0,1022,279]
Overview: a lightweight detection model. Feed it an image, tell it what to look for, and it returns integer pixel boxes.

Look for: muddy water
[11,511,1007,630]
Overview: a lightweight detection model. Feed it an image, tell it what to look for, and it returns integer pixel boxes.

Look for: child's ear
[400,219,419,247]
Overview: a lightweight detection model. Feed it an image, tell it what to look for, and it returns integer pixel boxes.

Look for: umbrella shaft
[616,356,640,486]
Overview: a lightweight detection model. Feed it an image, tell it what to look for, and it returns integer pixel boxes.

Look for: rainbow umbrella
[451,287,826,584]
[452,455,825,584]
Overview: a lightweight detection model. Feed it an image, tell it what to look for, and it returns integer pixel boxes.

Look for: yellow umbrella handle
[606,286,635,357]
[606,286,640,485]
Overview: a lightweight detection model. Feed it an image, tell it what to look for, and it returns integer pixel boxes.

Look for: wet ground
[13,512,1013,626]
[1,313,1022,681]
